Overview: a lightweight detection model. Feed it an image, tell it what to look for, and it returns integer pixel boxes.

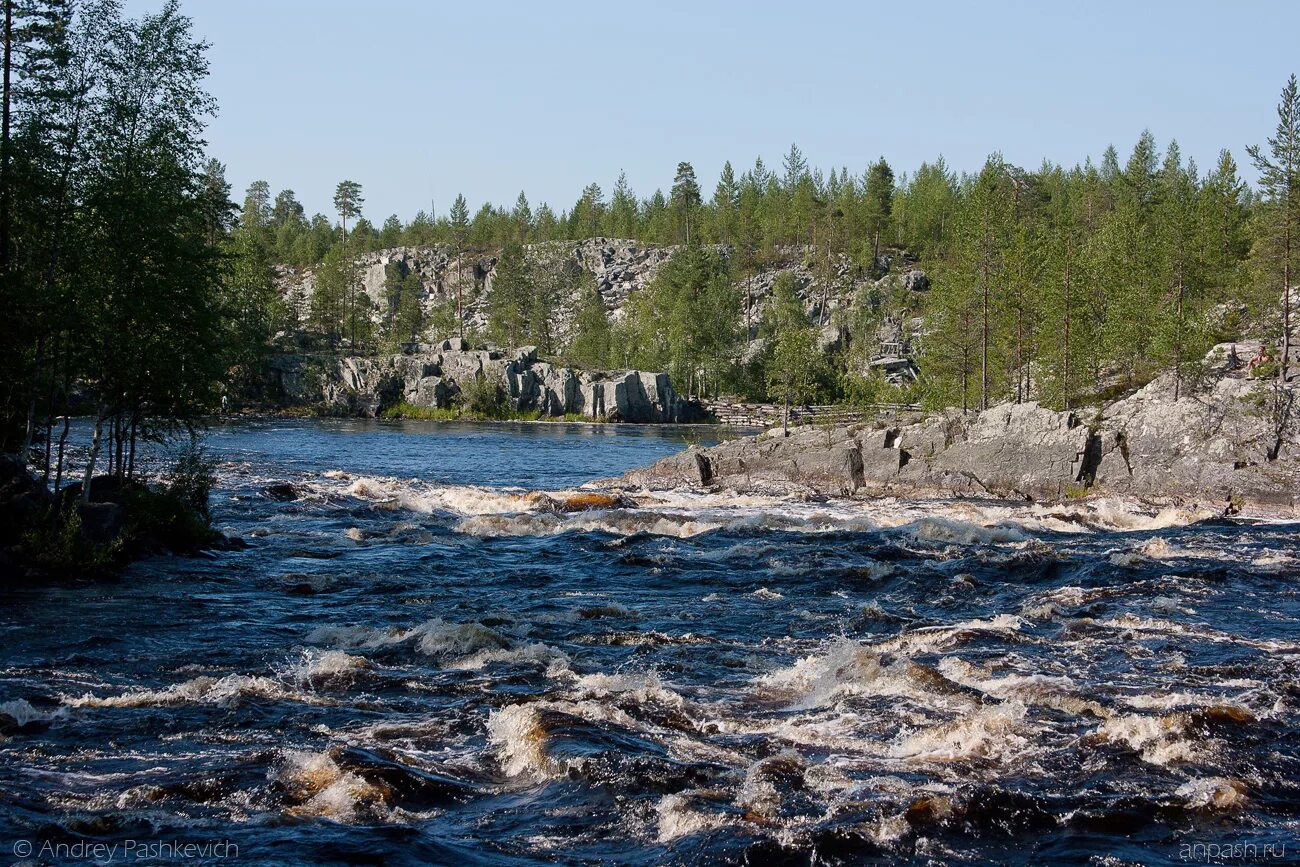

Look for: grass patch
[1064,482,1090,499]
[382,403,459,421]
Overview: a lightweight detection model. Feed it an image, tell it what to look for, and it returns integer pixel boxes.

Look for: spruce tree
[864,157,894,259]
[449,193,469,336]
[485,242,533,349]
[764,272,820,431]
[712,160,738,245]
[568,276,611,368]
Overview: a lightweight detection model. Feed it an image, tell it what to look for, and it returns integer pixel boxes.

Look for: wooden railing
[699,401,920,428]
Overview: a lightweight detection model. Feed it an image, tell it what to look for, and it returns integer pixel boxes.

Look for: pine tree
[310,244,352,347]
[764,272,820,432]
[332,179,363,244]
[1248,74,1300,386]
[382,262,424,350]
[609,171,637,238]
[198,159,235,245]
[534,202,558,241]
[511,191,532,242]
[1153,141,1204,396]
[1037,166,1087,410]
[712,160,738,245]
[949,155,1016,410]
[1120,131,1158,211]
[1198,150,1248,300]
[576,182,603,241]
[670,161,701,244]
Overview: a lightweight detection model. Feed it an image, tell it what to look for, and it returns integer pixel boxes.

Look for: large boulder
[0,455,53,548]
[929,402,1092,500]
[1093,366,1290,502]
[77,502,124,545]
[902,269,930,292]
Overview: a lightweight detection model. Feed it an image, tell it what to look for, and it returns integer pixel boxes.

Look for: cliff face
[620,344,1300,509]
[276,240,928,367]
[267,340,701,423]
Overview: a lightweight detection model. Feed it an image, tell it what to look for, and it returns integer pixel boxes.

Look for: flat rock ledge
[620,352,1300,512]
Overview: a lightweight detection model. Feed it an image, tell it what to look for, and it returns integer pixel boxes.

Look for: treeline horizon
[237,136,1256,271]
[238,87,1296,416]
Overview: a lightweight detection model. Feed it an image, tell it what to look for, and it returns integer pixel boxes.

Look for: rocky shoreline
[262,339,704,423]
[617,345,1300,513]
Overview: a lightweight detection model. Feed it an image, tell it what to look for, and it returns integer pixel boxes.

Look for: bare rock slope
[621,346,1300,510]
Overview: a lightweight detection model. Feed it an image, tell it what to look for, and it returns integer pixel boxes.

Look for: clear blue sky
[129,0,1300,223]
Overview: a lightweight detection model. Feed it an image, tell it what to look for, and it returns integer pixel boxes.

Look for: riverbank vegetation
[227,79,1298,418]
[0,0,232,575]
[0,1,229,489]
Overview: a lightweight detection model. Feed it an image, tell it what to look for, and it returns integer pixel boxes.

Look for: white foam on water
[890,701,1032,763]
[343,475,533,516]
[758,639,979,712]
[1176,777,1250,812]
[308,616,577,674]
[872,614,1026,655]
[65,674,313,709]
[486,704,559,779]
[445,642,570,673]
[570,671,686,708]
[283,649,367,688]
[904,517,1029,545]
[272,750,386,822]
[1094,713,1202,766]
[655,791,730,842]
[0,698,68,727]
[935,657,1108,718]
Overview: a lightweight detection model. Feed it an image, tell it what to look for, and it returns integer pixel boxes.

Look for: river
[1,419,1297,865]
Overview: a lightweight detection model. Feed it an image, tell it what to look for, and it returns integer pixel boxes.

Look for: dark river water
[1,419,1298,866]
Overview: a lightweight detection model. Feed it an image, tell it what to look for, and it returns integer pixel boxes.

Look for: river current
[1,419,1298,865]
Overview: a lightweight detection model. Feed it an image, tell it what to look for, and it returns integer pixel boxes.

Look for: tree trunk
[54,413,70,491]
[1062,239,1072,412]
[1174,270,1184,400]
[128,412,140,480]
[81,407,107,505]
[980,268,990,411]
[0,0,12,270]
[1282,213,1292,386]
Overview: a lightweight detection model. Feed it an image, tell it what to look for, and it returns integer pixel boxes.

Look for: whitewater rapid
[1,419,1296,865]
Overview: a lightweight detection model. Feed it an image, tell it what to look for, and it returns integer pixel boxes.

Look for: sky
[127,0,1300,223]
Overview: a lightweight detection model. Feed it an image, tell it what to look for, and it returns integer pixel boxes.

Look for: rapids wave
[1,418,1297,865]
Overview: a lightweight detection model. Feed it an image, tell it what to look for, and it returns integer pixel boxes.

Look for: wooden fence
[700,401,920,428]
